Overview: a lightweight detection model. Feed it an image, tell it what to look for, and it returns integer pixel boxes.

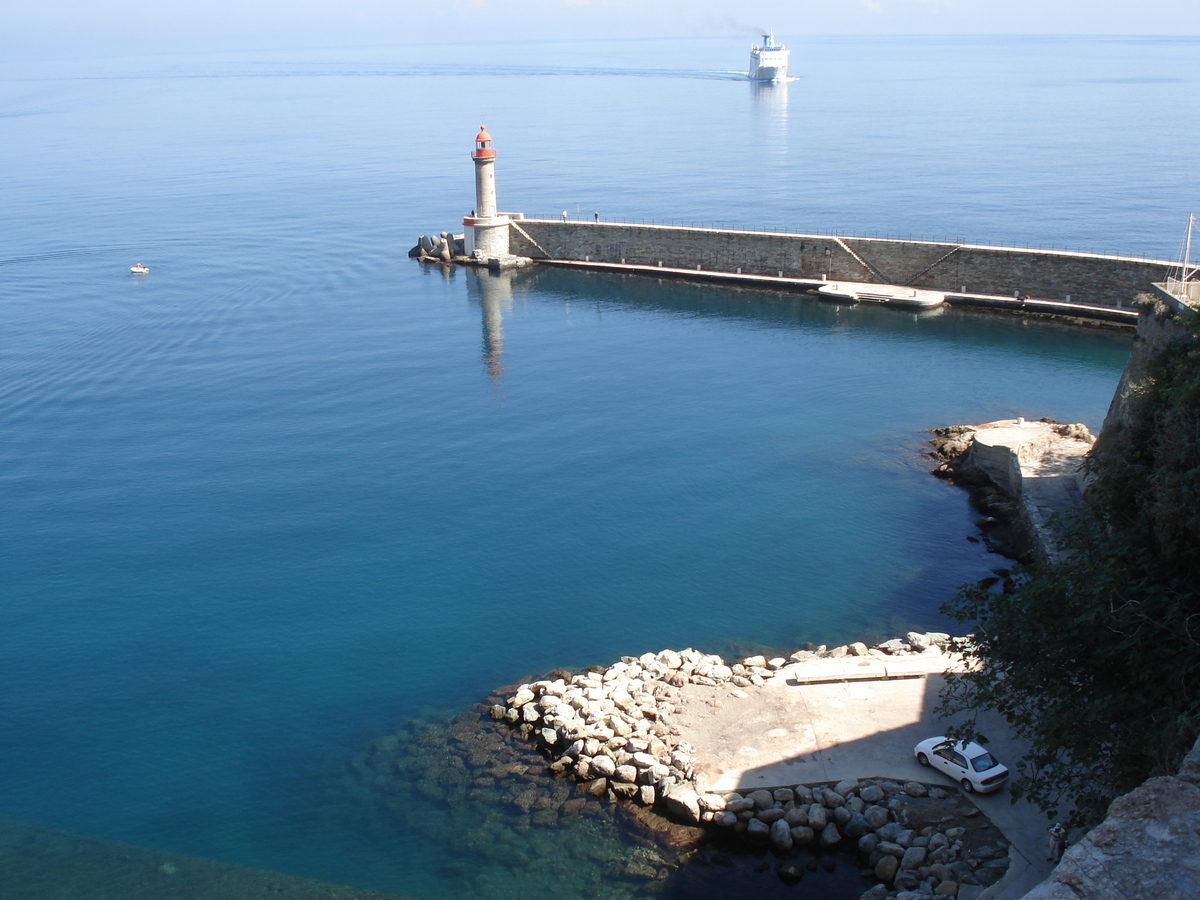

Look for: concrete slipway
[672,652,1058,900]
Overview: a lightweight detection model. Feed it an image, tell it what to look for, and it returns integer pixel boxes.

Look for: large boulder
[590,755,616,778]
[664,787,701,824]
[613,765,638,783]
[770,818,794,851]
[784,807,809,827]
[749,789,775,810]
[790,825,815,845]
[876,821,903,843]
[746,818,771,839]
[698,793,726,812]
[844,811,871,838]
[808,804,827,830]
[819,822,841,846]
[893,869,922,891]
[822,788,847,808]
[584,778,607,796]
[1018,739,1200,900]
[864,804,890,829]
[508,686,532,710]
[834,778,860,797]
[875,854,899,883]
[858,833,880,854]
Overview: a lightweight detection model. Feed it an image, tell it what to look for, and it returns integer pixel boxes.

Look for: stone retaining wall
[508,221,1171,308]
[1017,736,1200,900]
[1096,300,1190,443]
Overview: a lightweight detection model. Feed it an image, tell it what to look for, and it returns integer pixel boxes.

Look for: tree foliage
[938,310,1200,830]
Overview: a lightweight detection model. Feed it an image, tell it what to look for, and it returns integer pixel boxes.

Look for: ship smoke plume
[712,17,769,35]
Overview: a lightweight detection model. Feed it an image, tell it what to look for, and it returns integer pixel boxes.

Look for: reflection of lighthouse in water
[467,269,515,381]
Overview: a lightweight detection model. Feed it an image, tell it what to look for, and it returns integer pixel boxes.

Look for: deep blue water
[1,34,1196,899]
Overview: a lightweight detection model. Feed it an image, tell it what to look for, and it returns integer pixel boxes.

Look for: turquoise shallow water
[1,33,1194,899]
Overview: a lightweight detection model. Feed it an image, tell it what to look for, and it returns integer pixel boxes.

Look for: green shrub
[939,310,1200,829]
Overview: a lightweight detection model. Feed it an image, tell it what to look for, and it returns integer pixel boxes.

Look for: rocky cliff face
[1095,300,1188,445]
[1018,736,1200,900]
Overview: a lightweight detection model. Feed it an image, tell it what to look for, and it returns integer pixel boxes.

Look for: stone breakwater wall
[489,646,721,810]
[491,633,1002,898]
[491,635,959,815]
[715,779,1010,898]
[508,220,1171,309]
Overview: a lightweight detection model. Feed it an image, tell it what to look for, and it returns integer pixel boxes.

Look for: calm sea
[1,34,1195,900]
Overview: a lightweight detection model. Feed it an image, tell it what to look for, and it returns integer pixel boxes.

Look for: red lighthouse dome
[472,125,495,160]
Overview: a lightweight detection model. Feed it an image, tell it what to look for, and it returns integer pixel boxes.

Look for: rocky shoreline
[926,419,1095,564]
[488,634,1008,898]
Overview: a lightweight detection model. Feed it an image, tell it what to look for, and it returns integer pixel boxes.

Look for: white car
[914,736,1009,793]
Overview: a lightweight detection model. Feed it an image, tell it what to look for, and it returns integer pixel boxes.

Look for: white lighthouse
[465,125,510,260]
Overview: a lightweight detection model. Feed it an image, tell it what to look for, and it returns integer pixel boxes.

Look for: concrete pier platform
[539,257,825,292]
[534,258,1139,325]
[673,654,1057,900]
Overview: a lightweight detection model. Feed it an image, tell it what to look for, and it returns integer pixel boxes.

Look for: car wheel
[961,779,975,793]
[917,753,930,767]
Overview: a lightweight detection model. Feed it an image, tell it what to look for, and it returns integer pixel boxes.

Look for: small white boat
[749,32,790,82]
[818,280,945,309]
[130,263,149,275]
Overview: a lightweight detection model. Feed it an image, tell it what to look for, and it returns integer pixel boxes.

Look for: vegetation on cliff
[939,309,1200,829]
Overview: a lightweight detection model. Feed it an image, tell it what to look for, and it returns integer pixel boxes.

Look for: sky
[3,0,1200,61]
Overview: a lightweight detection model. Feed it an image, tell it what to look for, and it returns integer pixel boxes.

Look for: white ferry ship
[749,32,789,82]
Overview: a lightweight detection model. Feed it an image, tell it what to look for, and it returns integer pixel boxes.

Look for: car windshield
[970,752,998,772]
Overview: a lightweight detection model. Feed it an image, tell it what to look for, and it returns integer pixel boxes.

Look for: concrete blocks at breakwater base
[506,220,1170,315]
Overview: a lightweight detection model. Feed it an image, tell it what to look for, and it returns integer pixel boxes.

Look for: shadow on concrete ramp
[678,672,1055,900]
